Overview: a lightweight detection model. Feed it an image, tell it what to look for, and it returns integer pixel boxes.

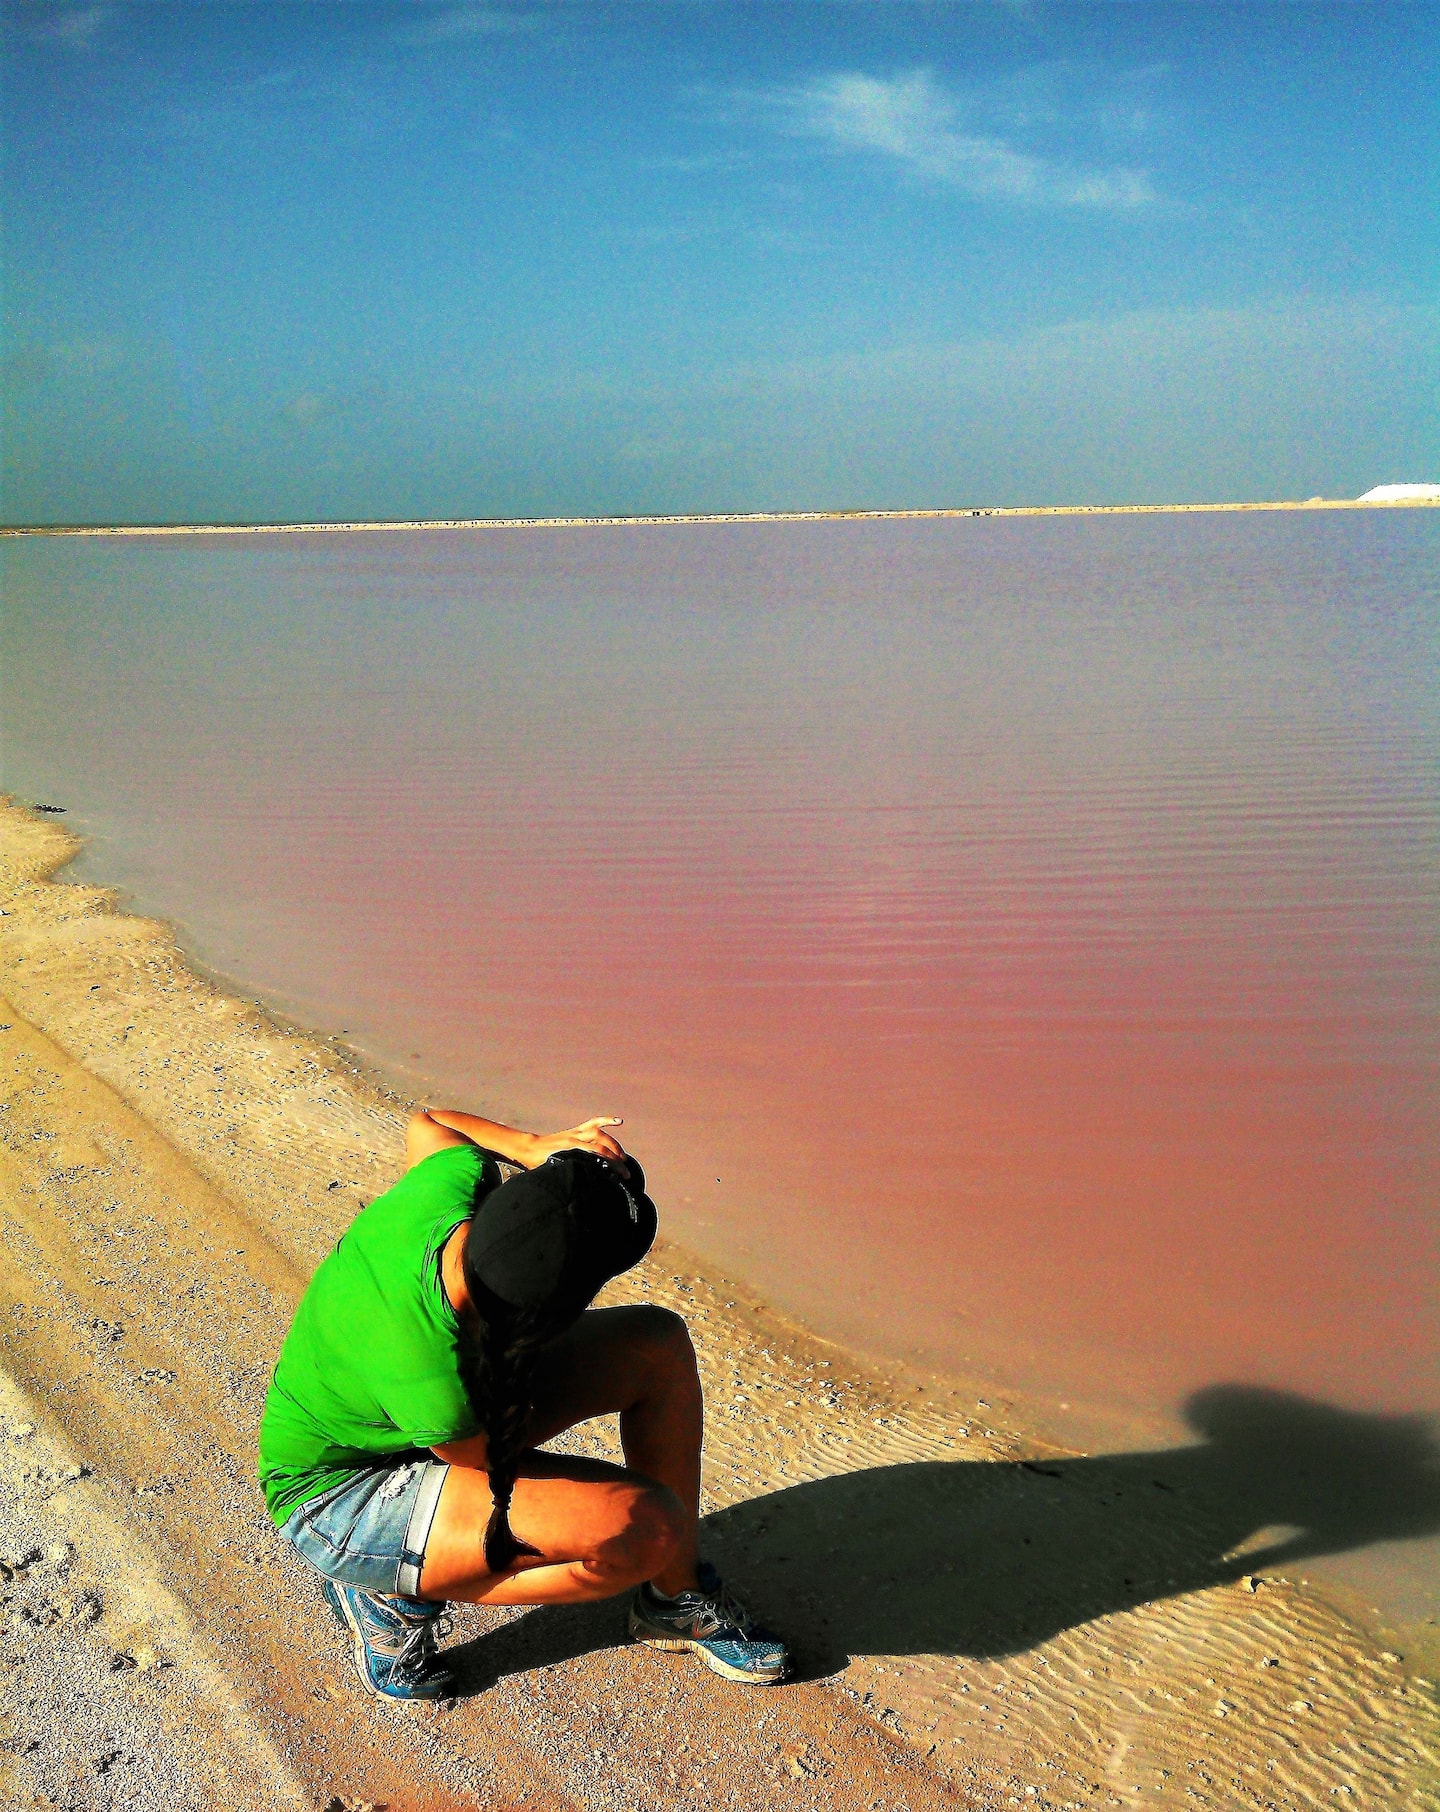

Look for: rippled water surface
[2,512,1436,1615]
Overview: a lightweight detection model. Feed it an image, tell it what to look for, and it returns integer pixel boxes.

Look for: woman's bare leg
[530,1304,703,1594]
[419,1304,704,1605]
[418,1451,685,1605]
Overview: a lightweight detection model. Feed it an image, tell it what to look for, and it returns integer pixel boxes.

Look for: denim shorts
[278,1455,450,1597]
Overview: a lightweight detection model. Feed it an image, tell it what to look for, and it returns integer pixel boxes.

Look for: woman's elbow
[405,1107,442,1162]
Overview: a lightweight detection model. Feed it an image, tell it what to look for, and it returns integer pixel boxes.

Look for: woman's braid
[458,1306,547,1573]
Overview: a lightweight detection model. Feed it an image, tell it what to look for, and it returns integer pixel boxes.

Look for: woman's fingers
[563,1117,630,1173]
[539,1118,632,1173]
[568,1117,624,1150]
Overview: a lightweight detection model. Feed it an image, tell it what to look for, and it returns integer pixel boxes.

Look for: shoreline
[1,795,1435,1810]
[3,496,1440,537]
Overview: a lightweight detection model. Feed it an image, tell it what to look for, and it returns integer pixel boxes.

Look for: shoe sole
[321,1579,452,1701]
[628,1610,787,1685]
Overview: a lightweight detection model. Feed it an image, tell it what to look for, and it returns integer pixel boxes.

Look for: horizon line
[3,496,1438,537]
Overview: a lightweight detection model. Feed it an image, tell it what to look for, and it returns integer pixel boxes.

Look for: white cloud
[638,150,756,177]
[24,4,109,50]
[786,69,1154,208]
[49,333,126,374]
[682,294,1440,504]
[397,4,542,45]
[279,380,389,432]
[538,293,1436,507]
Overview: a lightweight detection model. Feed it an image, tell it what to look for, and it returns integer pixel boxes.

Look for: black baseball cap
[462,1150,657,1334]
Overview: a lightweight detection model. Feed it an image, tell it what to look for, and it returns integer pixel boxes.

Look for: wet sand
[0,796,1435,1811]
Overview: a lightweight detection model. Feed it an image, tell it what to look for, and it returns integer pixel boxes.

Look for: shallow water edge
[5,795,1436,1695]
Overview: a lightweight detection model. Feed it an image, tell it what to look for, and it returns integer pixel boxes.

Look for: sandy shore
[2,496,1439,538]
[0,796,1434,1812]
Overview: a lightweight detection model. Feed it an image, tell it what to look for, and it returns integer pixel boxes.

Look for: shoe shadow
[445,1383,1440,1693]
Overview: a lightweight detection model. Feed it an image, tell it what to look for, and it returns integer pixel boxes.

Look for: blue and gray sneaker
[321,1579,456,1701]
[628,1561,788,1684]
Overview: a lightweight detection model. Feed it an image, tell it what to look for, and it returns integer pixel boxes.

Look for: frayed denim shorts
[278,1455,450,1598]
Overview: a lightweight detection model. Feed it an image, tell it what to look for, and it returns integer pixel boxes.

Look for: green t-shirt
[258,1143,499,1526]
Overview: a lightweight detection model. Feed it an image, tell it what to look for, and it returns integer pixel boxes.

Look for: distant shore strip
[3,496,1438,537]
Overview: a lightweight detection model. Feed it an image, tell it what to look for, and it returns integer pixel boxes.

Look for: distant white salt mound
[1358,483,1440,502]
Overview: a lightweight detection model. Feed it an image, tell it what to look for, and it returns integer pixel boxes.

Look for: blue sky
[3,0,1437,522]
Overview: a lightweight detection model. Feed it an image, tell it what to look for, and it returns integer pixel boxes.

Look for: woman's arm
[429,1430,489,1469]
[405,1108,630,1174]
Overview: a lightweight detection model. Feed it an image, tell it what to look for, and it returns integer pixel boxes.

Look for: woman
[258,1105,788,1699]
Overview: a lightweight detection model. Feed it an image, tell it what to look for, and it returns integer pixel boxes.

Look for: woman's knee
[590,1480,685,1582]
[628,1304,698,1377]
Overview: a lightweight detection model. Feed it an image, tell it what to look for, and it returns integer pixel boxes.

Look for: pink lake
[3,510,1435,1632]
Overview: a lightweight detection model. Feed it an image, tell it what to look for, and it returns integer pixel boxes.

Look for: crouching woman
[258,1106,788,1699]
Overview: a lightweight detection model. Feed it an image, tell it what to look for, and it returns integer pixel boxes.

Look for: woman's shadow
[448,1384,1440,1689]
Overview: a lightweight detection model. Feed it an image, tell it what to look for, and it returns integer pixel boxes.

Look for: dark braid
[457,1304,548,1573]
[455,1144,655,1572]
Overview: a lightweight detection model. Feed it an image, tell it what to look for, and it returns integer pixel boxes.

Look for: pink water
[2,512,1436,1623]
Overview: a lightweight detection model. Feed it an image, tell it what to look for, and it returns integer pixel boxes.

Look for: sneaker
[322,1579,456,1701]
[628,1562,788,1685]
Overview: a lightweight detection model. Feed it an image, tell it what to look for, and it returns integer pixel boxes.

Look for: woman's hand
[529,1116,631,1175]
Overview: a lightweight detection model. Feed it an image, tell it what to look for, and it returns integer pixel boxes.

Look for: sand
[3,496,1440,539]
[0,795,1434,1812]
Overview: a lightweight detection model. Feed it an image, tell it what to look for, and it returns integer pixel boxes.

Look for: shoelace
[388,1611,454,1681]
[686,1578,755,1641]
